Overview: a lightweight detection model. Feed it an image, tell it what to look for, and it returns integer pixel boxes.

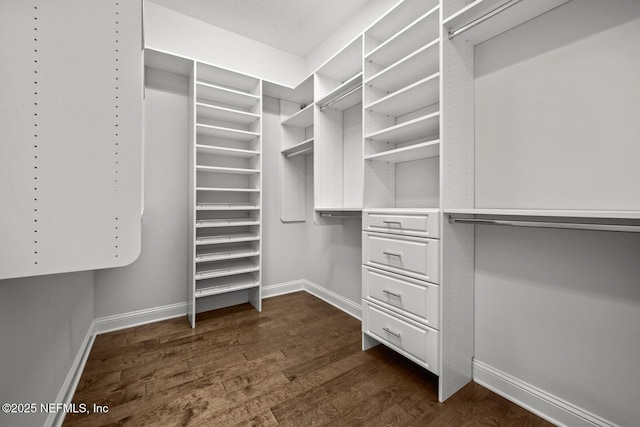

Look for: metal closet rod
[448,216,640,233]
[319,84,362,112]
[448,0,524,39]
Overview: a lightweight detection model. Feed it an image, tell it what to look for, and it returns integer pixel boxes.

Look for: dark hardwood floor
[64,292,552,426]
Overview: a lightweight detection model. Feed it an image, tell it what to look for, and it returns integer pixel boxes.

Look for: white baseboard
[262,280,305,299]
[94,302,187,335]
[473,359,616,427]
[302,280,362,320]
[48,320,96,427]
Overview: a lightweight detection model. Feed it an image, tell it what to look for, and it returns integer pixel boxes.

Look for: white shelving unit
[189,61,262,327]
[314,36,364,221]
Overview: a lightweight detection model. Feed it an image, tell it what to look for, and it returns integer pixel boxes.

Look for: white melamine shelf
[195,144,259,158]
[196,102,259,126]
[196,247,260,263]
[316,72,363,111]
[365,140,440,163]
[365,40,439,94]
[316,38,362,83]
[145,49,192,76]
[196,203,260,211]
[195,165,260,175]
[195,260,259,281]
[365,73,439,117]
[366,112,439,143]
[281,104,314,128]
[444,208,640,220]
[196,233,260,245]
[366,7,439,69]
[196,124,259,142]
[196,187,260,193]
[443,0,570,45]
[195,276,259,298]
[366,1,438,50]
[364,207,440,214]
[196,81,260,111]
[281,138,314,158]
[196,218,260,228]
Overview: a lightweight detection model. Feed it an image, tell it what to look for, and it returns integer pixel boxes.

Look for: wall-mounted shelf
[365,140,440,163]
[365,40,439,94]
[196,102,259,126]
[196,81,260,111]
[365,73,439,117]
[195,165,260,175]
[366,112,440,144]
[196,124,259,141]
[444,0,571,45]
[195,144,259,158]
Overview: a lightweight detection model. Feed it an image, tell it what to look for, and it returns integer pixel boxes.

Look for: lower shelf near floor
[195,272,260,298]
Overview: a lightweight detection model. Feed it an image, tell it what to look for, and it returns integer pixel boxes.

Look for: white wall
[94,68,189,318]
[143,2,307,87]
[0,272,94,427]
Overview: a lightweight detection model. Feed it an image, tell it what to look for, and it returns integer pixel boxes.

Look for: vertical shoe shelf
[188,62,262,327]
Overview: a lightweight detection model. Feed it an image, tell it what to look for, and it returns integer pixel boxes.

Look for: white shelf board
[365,112,440,144]
[144,48,192,76]
[316,37,362,82]
[196,247,260,263]
[197,62,259,93]
[366,7,440,69]
[195,276,259,298]
[281,103,314,128]
[444,208,640,220]
[195,144,259,158]
[195,260,259,281]
[195,165,260,175]
[366,0,438,49]
[365,73,439,117]
[196,124,259,142]
[365,40,439,94]
[196,218,260,228]
[263,75,314,105]
[196,233,260,245]
[365,140,440,163]
[196,187,259,193]
[444,0,571,45]
[316,72,363,111]
[364,207,440,214]
[196,203,260,211]
[196,81,259,111]
[196,102,259,126]
[281,138,314,158]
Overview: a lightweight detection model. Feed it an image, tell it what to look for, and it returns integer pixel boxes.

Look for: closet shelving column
[360,0,446,397]
[278,76,314,222]
[188,62,262,327]
[313,36,364,221]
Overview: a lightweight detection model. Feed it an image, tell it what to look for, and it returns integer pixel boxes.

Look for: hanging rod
[319,84,362,112]
[448,216,640,233]
[284,146,313,158]
[448,0,524,39]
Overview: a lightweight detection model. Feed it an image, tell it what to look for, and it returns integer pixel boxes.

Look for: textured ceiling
[147,0,371,57]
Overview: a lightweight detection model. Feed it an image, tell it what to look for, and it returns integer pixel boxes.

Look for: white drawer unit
[363,301,439,374]
[364,209,440,238]
[362,232,440,283]
[363,266,439,329]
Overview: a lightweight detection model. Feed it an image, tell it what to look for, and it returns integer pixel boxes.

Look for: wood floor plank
[64,292,553,427]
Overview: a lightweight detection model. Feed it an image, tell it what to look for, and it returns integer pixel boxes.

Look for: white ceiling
[147,0,371,58]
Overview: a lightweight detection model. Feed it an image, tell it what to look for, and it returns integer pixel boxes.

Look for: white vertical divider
[187,60,196,328]
[0,0,143,280]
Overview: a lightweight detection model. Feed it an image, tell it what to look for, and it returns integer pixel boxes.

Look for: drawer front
[363,266,439,329]
[364,211,440,238]
[362,232,440,283]
[363,301,439,374]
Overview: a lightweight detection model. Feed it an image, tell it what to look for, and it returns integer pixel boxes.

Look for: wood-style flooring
[64,292,552,426]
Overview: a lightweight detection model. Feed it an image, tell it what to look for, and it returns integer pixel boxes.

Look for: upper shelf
[365,73,439,118]
[365,40,439,94]
[196,81,260,112]
[281,104,313,128]
[444,0,571,45]
[316,72,363,112]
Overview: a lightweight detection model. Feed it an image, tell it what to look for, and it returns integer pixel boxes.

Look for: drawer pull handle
[382,289,401,299]
[383,251,402,259]
[382,220,402,227]
[383,327,401,339]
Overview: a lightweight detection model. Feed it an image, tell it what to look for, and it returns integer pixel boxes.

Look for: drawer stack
[362,209,440,375]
